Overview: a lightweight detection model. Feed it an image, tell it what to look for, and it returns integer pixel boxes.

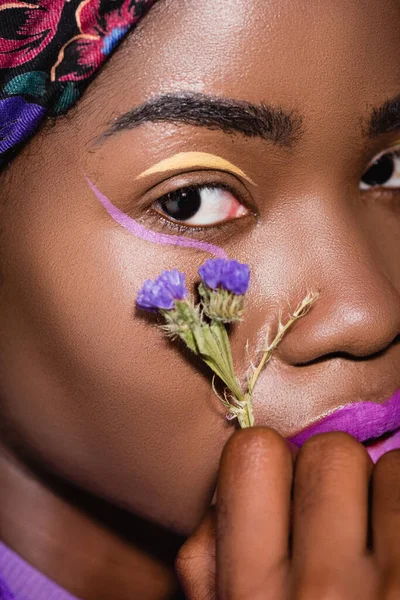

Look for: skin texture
[0,0,399,598]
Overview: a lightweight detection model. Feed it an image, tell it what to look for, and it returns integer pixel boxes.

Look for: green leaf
[4,71,48,98]
[192,324,243,399]
[178,329,198,354]
[51,83,80,115]
[210,322,235,374]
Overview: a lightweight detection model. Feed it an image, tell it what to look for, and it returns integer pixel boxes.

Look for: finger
[372,449,400,573]
[292,433,372,582]
[217,427,293,600]
[175,508,216,600]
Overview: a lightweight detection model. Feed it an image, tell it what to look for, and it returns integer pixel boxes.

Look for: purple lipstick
[289,389,400,463]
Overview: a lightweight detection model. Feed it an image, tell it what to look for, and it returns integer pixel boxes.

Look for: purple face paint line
[85,177,228,259]
[289,388,400,446]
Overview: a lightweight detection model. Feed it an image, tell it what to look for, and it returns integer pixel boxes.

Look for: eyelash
[143,208,246,241]
[138,146,400,237]
[144,180,254,235]
[360,148,400,194]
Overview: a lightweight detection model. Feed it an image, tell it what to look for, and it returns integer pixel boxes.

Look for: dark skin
[0,0,399,597]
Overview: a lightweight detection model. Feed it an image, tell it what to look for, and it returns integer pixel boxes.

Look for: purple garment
[0,97,46,154]
[0,542,79,600]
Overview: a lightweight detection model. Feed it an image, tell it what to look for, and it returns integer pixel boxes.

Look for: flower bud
[160,301,200,353]
[199,283,245,323]
[198,258,250,322]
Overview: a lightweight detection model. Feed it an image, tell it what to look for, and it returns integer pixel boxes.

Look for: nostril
[263,262,400,367]
[293,333,400,367]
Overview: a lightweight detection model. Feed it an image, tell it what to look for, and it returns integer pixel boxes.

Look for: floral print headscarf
[0,0,157,165]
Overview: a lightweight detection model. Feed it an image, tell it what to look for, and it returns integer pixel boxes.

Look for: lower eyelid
[151,209,230,230]
[147,207,252,236]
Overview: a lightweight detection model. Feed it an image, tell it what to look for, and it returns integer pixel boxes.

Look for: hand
[176,428,400,599]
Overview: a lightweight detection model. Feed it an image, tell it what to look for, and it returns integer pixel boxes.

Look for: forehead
[95,0,400,120]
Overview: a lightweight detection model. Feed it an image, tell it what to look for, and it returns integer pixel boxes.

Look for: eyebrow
[101,92,303,147]
[368,93,400,137]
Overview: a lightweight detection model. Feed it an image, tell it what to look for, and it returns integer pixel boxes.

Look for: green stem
[236,393,254,428]
[244,291,319,418]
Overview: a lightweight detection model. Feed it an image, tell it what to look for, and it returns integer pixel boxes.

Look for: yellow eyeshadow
[135,152,256,186]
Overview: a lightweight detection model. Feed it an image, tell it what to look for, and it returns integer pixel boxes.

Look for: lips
[289,389,400,463]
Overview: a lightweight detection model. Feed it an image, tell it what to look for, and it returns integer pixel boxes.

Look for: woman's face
[1,0,399,534]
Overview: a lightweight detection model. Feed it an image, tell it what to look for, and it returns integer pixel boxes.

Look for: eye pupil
[160,188,202,221]
[361,154,395,187]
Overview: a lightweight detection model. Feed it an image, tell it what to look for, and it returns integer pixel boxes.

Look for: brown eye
[159,187,202,221]
[360,152,400,190]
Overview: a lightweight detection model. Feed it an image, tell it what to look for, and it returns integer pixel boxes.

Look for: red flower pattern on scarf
[0,0,65,69]
[0,0,156,161]
[52,0,153,81]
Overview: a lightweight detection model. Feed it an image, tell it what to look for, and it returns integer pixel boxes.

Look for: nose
[257,194,400,366]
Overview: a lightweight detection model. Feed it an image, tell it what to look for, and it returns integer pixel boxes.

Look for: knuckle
[373,450,400,511]
[175,539,208,581]
[175,546,192,582]
[175,538,216,600]
[299,431,369,470]
[374,448,400,477]
[294,579,344,600]
[295,588,342,600]
[224,426,289,462]
[295,433,370,515]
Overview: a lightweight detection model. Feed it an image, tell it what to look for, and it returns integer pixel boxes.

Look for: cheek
[0,170,231,534]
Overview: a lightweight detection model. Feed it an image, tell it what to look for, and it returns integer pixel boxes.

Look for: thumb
[175,507,216,600]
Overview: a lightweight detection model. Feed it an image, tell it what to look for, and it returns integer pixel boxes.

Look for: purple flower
[220,260,250,295]
[137,269,188,311]
[199,259,250,295]
[198,258,226,290]
[0,96,46,154]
